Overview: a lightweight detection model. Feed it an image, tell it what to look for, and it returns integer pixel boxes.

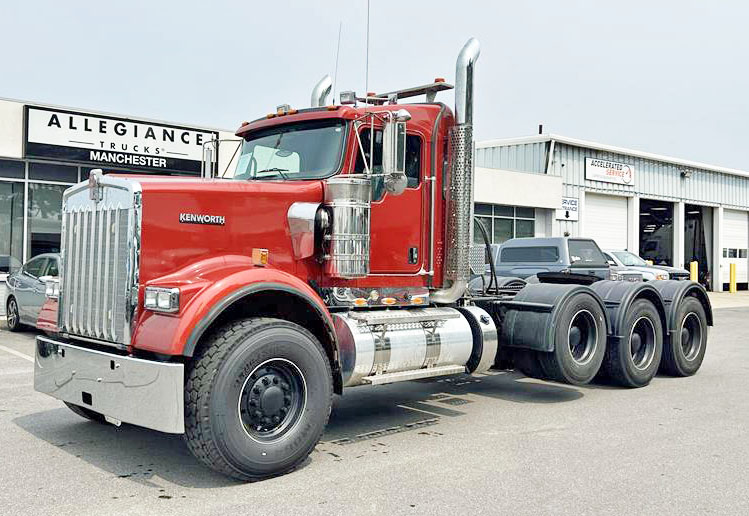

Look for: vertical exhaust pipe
[311,75,333,107]
[431,38,480,304]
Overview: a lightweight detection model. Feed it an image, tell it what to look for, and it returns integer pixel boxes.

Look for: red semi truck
[33,39,712,480]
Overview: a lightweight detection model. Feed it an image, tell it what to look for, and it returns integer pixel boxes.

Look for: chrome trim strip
[86,207,96,335]
[111,207,120,341]
[94,204,104,338]
[102,207,112,341]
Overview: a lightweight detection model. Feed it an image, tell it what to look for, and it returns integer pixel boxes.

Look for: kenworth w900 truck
[33,39,712,480]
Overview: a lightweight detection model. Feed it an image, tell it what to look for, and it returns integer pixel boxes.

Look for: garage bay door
[722,209,748,283]
[584,193,628,250]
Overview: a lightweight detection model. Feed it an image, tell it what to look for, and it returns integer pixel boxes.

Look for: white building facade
[475,134,749,292]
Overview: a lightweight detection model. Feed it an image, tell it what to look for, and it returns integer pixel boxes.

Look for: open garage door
[584,193,628,250]
[722,209,748,285]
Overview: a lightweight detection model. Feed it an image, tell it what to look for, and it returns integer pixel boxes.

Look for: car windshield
[613,251,648,266]
[229,119,346,180]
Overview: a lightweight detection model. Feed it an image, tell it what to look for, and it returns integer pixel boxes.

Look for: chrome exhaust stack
[311,75,333,107]
[431,38,480,304]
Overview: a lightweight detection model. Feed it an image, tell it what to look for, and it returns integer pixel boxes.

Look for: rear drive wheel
[64,402,106,423]
[538,293,607,385]
[660,297,708,376]
[6,297,22,332]
[603,299,663,388]
[184,318,333,481]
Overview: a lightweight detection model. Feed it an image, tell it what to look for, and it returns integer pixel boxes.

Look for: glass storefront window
[0,182,24,273]
[0,159,25,179]
[29,162,78,182]
[473,203,536,245]
[27,183,67,258]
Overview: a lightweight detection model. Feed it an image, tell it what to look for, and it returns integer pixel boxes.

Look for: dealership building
[474,134,749,291]
[0,97,240,313]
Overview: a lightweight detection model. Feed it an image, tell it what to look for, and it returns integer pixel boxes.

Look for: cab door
[353,127,426,275]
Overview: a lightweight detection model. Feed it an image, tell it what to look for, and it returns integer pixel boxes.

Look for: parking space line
[0,344,34,363]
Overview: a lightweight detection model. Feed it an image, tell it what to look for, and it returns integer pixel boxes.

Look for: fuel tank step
[361,364,466,385]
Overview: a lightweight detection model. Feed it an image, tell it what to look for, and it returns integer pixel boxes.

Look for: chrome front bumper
[34,336,184,434]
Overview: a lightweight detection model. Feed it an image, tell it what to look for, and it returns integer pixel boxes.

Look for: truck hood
[129,176,325,283]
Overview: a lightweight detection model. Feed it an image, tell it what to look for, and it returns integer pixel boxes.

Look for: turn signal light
[382,297,397,305]
[252,248,269,266]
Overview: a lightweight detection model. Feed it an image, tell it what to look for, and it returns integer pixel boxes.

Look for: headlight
[609,271,624,281]
[144,287,180,313]
[655,272,669,280]
[45,280,60,299]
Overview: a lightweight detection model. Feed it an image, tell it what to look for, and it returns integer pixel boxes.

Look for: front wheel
[184,318,333,481]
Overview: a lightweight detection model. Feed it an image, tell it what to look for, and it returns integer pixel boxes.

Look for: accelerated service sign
[585,157,635,186]
[24,106,218,174]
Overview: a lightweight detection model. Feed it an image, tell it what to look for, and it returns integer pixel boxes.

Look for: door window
[44,258,59,277]
[23,257,47,278]
[354,128,422,201]
[568,240,607,266]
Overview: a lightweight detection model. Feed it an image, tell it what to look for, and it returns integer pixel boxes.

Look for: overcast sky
[3,0,748,169]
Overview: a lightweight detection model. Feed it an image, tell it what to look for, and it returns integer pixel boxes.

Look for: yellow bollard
[730,262,737,293]
[690,261,698,282]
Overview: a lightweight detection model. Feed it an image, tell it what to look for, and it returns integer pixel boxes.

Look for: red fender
[131,255,333,357]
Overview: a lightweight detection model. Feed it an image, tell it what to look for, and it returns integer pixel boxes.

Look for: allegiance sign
[24,106,218,174]
[585,157,635,186]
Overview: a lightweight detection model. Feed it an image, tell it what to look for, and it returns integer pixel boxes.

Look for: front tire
[660,297,708,376]
[184,318,333,481]
[6,297,21,332]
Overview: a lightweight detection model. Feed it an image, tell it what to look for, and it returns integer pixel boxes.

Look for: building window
[474,203,535,245]
[0,182,24,273]
[27,183,67,258]
[29,162,78,183]
[0,159,25,179]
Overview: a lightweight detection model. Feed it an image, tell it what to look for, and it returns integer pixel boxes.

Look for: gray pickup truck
[488,237,642,283]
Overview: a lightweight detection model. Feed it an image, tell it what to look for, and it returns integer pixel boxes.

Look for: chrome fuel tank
[333,307,476,387]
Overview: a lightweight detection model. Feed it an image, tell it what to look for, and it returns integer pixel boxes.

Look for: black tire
[538,293,607,385]
[513,349,547,380]
[602,299,663,388]
[660,297,708,376]
[64,402,107,423]
[6,296,22,332]
[184,318,333,481]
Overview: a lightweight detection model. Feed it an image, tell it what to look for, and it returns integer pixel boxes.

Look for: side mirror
[381,110,411,195]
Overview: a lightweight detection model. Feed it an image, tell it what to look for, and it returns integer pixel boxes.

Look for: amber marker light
[252,248,269,266]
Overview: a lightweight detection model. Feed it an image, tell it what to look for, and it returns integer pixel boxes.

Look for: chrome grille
[58,177,140,347]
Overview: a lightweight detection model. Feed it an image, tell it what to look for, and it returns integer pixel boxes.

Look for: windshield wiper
[252,168,289,180]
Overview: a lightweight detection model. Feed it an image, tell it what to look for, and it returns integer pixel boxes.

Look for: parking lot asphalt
[1,308,748,516]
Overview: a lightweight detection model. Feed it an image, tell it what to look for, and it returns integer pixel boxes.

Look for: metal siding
[475,142,548,174]
[535,142,749,209]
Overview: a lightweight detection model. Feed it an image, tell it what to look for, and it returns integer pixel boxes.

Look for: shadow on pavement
[13,371,581,488]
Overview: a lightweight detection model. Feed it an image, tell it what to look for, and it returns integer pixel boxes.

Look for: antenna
[365,0,370,97]
[332,21,342,104]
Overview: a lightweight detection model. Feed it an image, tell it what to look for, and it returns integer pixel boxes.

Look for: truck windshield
[612,251,648,266]
[230,119,346,180]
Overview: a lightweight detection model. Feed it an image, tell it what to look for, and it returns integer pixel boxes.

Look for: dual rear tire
[514,292,608,386]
